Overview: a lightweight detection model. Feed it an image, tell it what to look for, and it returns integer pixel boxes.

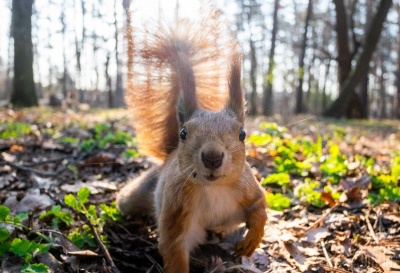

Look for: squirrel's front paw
[234,237,258,257]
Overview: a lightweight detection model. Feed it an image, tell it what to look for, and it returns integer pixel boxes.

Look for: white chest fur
[183,184,245,253]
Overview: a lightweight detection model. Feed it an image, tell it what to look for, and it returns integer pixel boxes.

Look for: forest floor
[0,107,399,273]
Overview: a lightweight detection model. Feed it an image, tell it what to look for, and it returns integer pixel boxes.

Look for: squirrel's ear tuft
[227,54,245,124]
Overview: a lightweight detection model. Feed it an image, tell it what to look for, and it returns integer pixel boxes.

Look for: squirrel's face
[177,109,246,185]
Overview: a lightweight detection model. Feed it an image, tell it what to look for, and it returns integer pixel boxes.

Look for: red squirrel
[116,12,267,273]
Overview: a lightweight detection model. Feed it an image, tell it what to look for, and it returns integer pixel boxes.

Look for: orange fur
[117,7,267,273]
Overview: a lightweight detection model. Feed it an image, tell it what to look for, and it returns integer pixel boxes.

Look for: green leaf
[123,148,139,159]
[64,194,77,209]
[0,241,11,257]
[265,192,291,211]
[77,187,90,205]
[0,227,10,243]
[68,226,96,248]
[9,238,32,257]
[0,205,10,221]
[14,212,29,224]
[100,203,123,222]
[21,263,49,273]
[263,173,291,188]
[40,205,73,228]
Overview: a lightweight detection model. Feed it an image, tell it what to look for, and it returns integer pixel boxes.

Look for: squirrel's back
[126,8,237,160]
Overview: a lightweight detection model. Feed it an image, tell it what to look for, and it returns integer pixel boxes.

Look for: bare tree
[113,0,124,107]
[262,0,279,116]
[396,3,400,119]
[294,0,313,114]
[324,0,393,118]
[11,0,37,107]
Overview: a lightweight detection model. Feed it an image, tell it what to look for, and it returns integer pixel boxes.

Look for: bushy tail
[126,6,238,160]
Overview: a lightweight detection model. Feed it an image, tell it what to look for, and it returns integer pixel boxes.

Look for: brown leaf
[82,152,116,167]
[321,191,337,207]
[9,144,24,152]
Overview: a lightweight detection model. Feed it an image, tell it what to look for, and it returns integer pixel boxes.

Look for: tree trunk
[106,53,113,108]
[295,0,312,114]
[321,60,331,112]
[113,0,124,107]
[248,37,258,116]
[332,0,352,88]
[61,2,67,99]
[262,0,279,116]
[324,0,393,118]
[358,0,374,119]
[11,0,37,107]
[396,3,400,119]
[378,56,387,119]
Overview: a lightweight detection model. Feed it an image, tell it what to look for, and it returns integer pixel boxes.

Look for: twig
[321,265,351,273]
[364,209,379,244]
[321,240,333,267]
[25,155,71,167]
[300,203,340,236]
[4,161,68,176]
[1,148,92,177]
[143,253,163,273]
[42,189,121,273]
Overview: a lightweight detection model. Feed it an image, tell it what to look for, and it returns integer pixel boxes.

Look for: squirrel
[116,11,267,273]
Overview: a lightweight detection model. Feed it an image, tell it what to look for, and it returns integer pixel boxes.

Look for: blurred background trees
[0,0,399,119]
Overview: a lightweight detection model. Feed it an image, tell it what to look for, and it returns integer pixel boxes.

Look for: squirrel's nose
[201,151,224,169]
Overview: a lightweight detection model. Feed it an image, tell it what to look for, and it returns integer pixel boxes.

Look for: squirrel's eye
[239,128,246,142]
[180,127,187,141]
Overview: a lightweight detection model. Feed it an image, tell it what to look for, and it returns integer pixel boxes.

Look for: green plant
[0,122,32,139]
[265,192,291,211]
[263,173,291,188]
[64,188,122,248]
[320,144,347,184]
[0,206,49,272]
[294,179,326,207]
[369,186,400,204]
[123,148,140,158]
[39,205,73,229]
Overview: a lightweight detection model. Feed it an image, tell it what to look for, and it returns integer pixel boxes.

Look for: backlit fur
[116,9,267,273]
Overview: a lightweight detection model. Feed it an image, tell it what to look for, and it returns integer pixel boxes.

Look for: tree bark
[321,60,331,112]
[324,0,393,118]
[358,0,373,119]
[396,3,400,119]
[332,0,352,88]
[262,0,279,116]
[11,0,38,107]
[113,0,124,107]
[248,37,258,115]
[294,0,312,114]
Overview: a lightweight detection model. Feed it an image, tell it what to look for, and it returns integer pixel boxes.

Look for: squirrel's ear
[176,53,198,125]
[227,54,245,124]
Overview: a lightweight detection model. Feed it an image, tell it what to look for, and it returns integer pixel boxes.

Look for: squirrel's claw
[234,238,258,257]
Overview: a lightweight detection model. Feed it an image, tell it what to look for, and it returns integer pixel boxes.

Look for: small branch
[3,161,68,176]
[25,155,71,167]
[1,147,92,177]
[42,189,121,273]
[364,209,379,244]
[299,203,340,236]
[321,240,333,267]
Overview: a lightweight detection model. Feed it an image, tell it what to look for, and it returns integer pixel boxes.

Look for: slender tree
[113,0,124,107]
[249,37,258,115]
[11,0,37,107]
[358,0,373,118]
[324,0,393,118]
[396,3,400,119]
[262,0,279,116]
[295,0,313,114]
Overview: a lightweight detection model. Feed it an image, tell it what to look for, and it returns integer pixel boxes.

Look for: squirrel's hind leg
[116,166,159,217]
